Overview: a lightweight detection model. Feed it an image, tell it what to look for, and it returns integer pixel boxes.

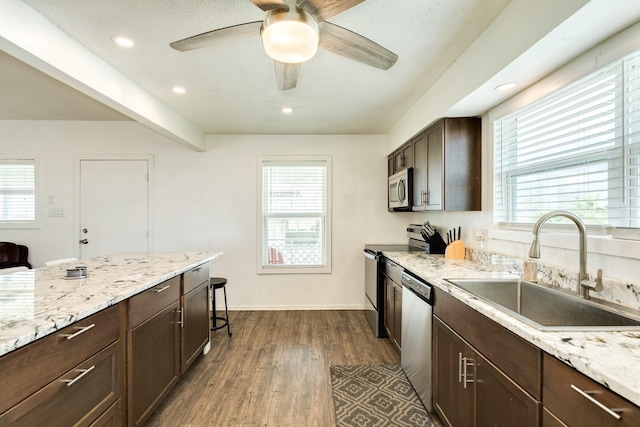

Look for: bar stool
[210,277,232,337]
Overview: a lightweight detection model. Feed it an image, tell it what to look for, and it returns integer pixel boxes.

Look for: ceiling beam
[0,0,206,151]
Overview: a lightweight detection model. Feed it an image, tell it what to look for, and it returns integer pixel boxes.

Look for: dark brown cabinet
[412,117,481,211]
[543,353,640,427]
[181,280,210,373]
[128,276,181,426]
[0,303,125,427]
[392,140,413,175]
[383,259,402,352]
[433,317,474,427]
[433,287,541,427]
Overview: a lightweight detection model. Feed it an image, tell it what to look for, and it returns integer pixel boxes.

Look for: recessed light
[495,82,517,91]
[282,107,293,114]
[112,36,134,48]
[172,86,186,95]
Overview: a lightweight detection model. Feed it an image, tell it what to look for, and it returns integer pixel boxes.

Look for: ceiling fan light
[262,9,319,64]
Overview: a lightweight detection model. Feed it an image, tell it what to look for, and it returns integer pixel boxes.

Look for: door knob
[79,239,89,244]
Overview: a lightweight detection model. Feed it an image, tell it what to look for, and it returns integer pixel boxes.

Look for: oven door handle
[364,250,377,261]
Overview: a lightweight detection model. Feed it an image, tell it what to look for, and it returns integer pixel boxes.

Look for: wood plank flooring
[145,310,400,426]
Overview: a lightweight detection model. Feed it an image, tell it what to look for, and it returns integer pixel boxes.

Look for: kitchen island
[384,251,640,417]
[0,251,221,426]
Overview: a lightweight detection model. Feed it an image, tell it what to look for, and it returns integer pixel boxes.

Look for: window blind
[494,50,640,228]
[0,159,35,222]
[260,159,328,269]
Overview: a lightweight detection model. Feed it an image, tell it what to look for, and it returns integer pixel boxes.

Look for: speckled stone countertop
[0,251,222,358]
[383,251,640,407]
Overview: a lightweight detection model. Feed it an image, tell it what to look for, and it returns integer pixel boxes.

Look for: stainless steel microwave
[388,168,413,211]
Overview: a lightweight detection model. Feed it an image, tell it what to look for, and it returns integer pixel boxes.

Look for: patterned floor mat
[330,365,435,427]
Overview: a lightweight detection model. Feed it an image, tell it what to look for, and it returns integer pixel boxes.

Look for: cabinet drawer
[129,276,180,328]
[183,262,209,294]
[89,399,121,427]
[0,341,120,427]
[0,303,122,413]
[434,288,541,399]
[543,353,640,427]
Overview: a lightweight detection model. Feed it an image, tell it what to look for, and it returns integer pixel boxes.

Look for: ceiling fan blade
[249,0,289,11]
[170,21,263,52]
[275,61,300,90]
[297,0,365,21]
[318,22,398,70]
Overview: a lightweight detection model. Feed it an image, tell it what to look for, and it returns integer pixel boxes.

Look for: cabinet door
[433,317,473,427]
[412,132,427,210]
[543,353,640,427]
[383,277,394,340]
[475,349,540,427]
[394,141,413,172]
[128,301,180,426]
[0,342,120,427]
[425,125,443,210]
[181,281,210,373]
[393,283,402,351]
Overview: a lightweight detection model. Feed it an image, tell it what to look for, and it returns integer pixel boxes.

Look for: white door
[78,159,150,259]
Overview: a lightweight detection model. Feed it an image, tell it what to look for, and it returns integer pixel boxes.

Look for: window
[258,156,331,274]
[0,157,37,226]
[494,50,640,228]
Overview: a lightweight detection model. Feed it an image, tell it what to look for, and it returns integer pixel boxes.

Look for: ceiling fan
[170,0,398,90]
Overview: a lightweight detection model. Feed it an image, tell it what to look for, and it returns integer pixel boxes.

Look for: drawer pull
[152,285,171,293]
[192,267,203,272]
[62,365,96,387]
[63,323,95,340]
[458,352,464,383]
[570,384,622,420]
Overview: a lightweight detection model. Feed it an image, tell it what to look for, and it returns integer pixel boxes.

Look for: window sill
[257,265,331,275]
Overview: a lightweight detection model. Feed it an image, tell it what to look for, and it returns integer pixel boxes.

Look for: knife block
[445,240,465,259]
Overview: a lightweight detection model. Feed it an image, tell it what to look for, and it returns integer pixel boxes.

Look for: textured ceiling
[18,0,512,134]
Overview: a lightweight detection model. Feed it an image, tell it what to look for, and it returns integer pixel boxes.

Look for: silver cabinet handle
[463,358,475,389]
[193,267,203,272]
[458,352,464,383]
[153,285,171,293]
[570,384,622,420]
[62,365,95,387]
[63,323,95,340]
[177,309,184,327]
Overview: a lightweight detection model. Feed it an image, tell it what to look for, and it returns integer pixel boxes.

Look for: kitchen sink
[446,278,640,331]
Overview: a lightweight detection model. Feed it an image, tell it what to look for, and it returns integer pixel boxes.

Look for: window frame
[0,154,40,229]
[256,155,332,275]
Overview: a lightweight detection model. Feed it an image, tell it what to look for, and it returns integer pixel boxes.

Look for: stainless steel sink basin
[446,278,640,331]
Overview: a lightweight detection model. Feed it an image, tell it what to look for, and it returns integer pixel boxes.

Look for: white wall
[0,121,408,309]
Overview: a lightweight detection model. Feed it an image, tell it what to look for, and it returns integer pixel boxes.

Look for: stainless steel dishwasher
[401,270,434,412]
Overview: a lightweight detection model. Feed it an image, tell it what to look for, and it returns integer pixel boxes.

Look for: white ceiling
[14,0,512,134]
[4,0,640,141]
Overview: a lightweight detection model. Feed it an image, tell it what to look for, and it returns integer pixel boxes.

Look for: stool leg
[211,285,217,329]
[223,286,232,337]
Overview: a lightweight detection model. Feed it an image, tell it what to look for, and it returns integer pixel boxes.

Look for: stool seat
[210,277,231,337]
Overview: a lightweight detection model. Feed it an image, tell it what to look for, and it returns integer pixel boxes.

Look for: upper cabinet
[388,140,414,176]
[409,117,481,212]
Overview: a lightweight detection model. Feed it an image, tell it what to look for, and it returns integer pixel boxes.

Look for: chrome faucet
[529,211,602,299]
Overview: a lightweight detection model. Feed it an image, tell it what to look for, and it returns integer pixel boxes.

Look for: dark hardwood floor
[145,310,400,426]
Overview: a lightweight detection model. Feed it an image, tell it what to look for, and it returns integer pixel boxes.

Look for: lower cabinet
[384,278,402,352]
[0,341,121,427]
[543,352,640,427]
[181,280,210,373]
[128,277,181,426]
[433,317,539,427]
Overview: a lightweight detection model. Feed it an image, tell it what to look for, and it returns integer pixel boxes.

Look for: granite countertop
[0,251,222,358]
[383,251,640,407]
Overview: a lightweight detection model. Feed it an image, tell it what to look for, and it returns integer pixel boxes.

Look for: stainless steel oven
[364,227,426,337]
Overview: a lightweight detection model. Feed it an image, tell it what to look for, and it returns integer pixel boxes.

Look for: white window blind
[494,49,640,228]
[0,159,35,223]
[259,157,331,273]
